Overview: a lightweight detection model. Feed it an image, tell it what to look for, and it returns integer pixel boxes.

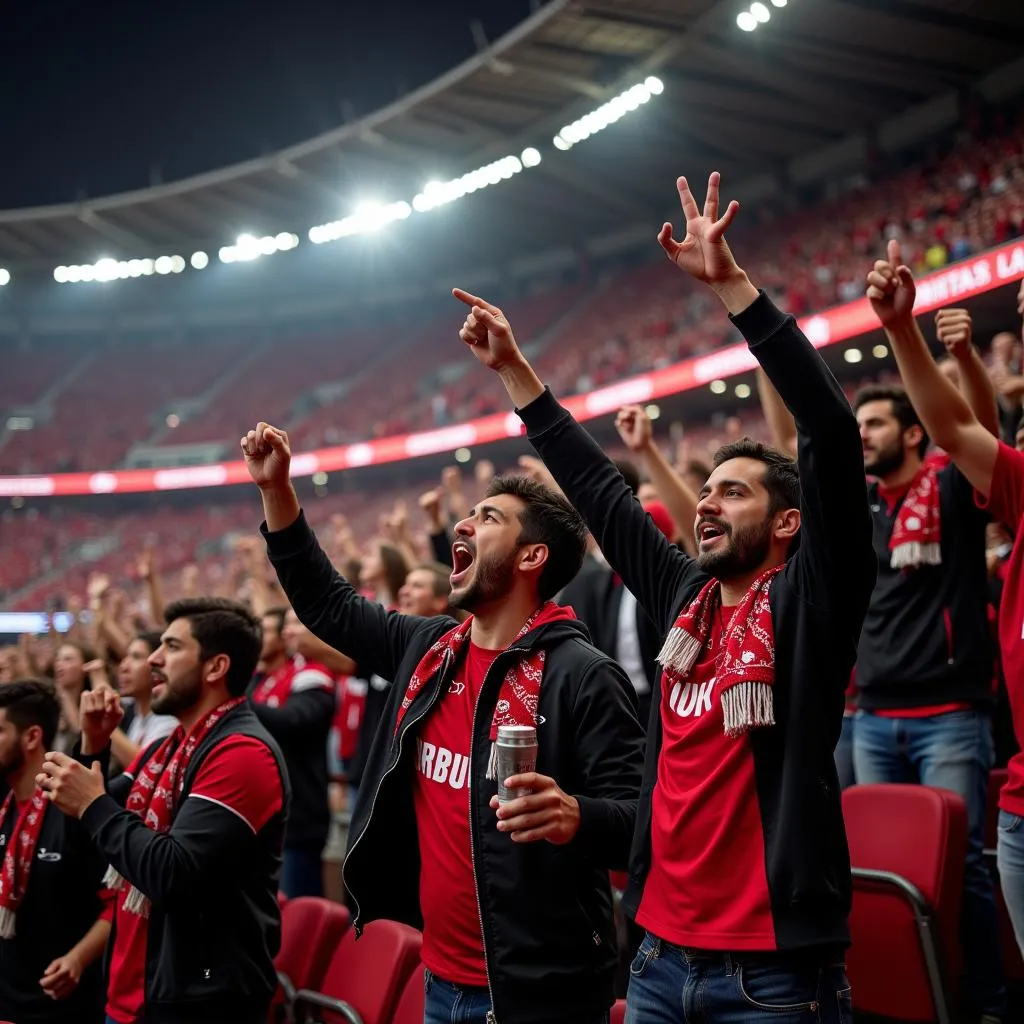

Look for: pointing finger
[886,238,903,268]
[452,288,500,316]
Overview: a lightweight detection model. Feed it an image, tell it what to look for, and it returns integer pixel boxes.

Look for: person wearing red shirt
[38,598,289,1024]
[245,425,645,1024]
[864,242,1024,973]
[464,171,875,1022]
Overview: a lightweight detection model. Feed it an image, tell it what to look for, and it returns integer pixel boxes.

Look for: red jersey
[976,442,1024,815]
[636,608,777,950]
[413,642,499,986]
[105,735,284,1024]
[335,677,367,763]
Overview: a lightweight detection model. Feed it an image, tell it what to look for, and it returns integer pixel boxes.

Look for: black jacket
[79,703,290,1024]
[520,292,875,952]
[561,554,661,724]
[855,465,991,709]
[263,513,646,1024]
[0,800,107,1024]
[248,662,335,851]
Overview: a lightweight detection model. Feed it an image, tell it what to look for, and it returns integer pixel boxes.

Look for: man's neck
[135,692,152,718]
[177,691,234,733]
[9,755,44,802]
[260,652,289,675]
[469,592,543,651]
[720,560,783,607]
[878,455,922,492]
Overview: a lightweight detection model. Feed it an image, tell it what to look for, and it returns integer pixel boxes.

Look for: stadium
[2,0,1024,1021]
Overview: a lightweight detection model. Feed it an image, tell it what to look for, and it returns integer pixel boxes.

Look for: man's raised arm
[865,242,1000,498]
[449,290,698,635]
[241,422,425,682]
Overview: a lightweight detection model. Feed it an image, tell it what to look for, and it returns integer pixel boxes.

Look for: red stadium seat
[293,919,422,1024]
[610,998,627,1024]
[273,898,350,1022]
[843,784,967,1024]
[391,965,426,1024]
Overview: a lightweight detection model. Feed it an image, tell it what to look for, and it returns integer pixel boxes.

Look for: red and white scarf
[0,788,48,938]
[394,602,575,779]
[104,696,245,917]
[887,460,942,569]
[657,567,782,737]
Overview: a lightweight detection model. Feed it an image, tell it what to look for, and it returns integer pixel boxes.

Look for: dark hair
[713,437,801,516]
[134,631,163,654]
[612,459,641,496]
[414,562,453,599]
[486,475,588,600]
[684,458,711,481]
[58,640,96,665]
[378,542,410,603]
[0,679,60,748]
[163,598,262,697]
[262,606,288,637]
[854,384,929,458]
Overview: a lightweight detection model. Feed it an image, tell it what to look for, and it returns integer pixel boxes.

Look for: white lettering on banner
[667,679,715,719]
[404,424,477,457]
[997,245,1024,281]
[914,260,992,308]
[0,476,55,497]
[416,739,469,790]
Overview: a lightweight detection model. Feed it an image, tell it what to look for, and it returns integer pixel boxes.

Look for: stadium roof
[1,0,1022,270]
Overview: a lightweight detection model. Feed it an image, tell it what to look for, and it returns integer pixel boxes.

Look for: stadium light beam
[552,80,661,151]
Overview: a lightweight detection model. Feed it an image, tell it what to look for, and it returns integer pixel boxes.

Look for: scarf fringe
[102,864,125,891]
[485,742,499,782]
[123,886,151,918]
[656,626,702,675]
[721,681,775,738]
[0,906,15,939]
[890,541,942,569]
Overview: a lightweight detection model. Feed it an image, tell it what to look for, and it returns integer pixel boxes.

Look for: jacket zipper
[470,645,529,1024]
[342,651,453,933]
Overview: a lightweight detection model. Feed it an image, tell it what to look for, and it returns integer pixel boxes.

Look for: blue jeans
[281,845,323,898]
[997,809,1024,957]
[626,933,851,1023]
[853,709,1005,1015]
[835,714,855,790]
[423,969,610,1024]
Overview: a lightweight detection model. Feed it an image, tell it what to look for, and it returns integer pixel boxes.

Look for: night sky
[0,1,536,209]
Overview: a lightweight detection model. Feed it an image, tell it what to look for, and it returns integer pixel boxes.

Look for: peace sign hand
[658,172,741,286]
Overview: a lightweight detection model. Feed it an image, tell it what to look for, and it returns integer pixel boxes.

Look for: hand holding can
[495,725,538,804]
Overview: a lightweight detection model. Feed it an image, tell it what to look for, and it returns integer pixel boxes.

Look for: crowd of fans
[4,104,1024,1024]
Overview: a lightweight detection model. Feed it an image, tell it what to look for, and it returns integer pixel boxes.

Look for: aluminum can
[495,725,538,804]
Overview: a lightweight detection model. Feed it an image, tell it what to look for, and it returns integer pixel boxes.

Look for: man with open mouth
[454,171,875,1024]
[245,419,645,1024]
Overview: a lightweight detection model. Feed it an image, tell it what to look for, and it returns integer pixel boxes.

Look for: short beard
[151,665,203,717]
[864,438,907,479]
[695,520,774,579]
[449,551,517,613]
[0,748,24,779]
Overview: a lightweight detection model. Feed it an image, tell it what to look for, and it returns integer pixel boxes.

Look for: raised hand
[657,172,741,286]
[241,422,292,490]
[452,289,523,370]
[866,239,917,329]
[935,308,973,360]
[615,404,653,453]
[418,488,445,531]
[80,687,123,754]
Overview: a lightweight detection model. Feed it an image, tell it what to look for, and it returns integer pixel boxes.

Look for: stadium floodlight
[54,266,68,283]
[412,155,526,214]
[709,379,728,394]
[737,11,758,30]
[770,0,787,6]
[750,2,771,21]
[218,232,297,262]
[844,348,863,364]
[191,251,209,270]
[520,147,542,168]
[873,344,889,359]
[552,80,660,151]
[309,200,413,244]
[0,269,9,286]
[735,383,752,398]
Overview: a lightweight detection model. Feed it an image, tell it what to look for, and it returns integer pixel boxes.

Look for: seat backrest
[610,998,627,1024]
[318,919,422,1024]
[391,965,426,1024]
[843,784,967,1022]
[275,897,351,991]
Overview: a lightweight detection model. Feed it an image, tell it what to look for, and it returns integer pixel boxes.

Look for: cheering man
[248,606,335,898]
[864,241,1024,968]
[454,171,875,1022]
[0,680,110,1024]
[37,598,289,1024]
[244,425,645,1024]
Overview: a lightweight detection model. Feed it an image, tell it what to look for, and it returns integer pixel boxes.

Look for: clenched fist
[935,308,973,361]
[241,422,292,491]
[615,405,653,454]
